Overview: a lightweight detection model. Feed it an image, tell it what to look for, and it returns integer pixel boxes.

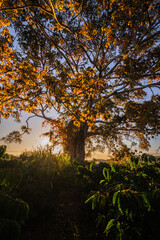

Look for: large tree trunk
[65,121,88,162]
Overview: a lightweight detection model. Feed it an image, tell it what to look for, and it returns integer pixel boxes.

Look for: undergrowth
[0,145,160,240]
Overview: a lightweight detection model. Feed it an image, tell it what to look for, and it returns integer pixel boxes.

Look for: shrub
[0,147,29,240]
[85,161,160,240]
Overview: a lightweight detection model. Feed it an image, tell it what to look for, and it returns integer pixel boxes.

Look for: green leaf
[142,193,151,211]
[100,179,106,184]
[117,195,123,214]
[125,208,133,221]
[125,208,129,217]
[103,167,110,181]
[104,219,116,236]
[85,192,100,210]
[112,191,119,206]
[141,173,148,178]
[92,196,97,210]
[116,221,123,240]
[111,164,116,172]
[89,162,95,172]
[103,167,107,179]
[85,194,95,204]
[129,211,133,220]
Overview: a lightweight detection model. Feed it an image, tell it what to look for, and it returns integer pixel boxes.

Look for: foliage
[0,145,10,159]
[0,146,29,240]
[19,145,70,173]
[15,146,72,219]
[85,160,160,239]
[0,193,29,240]
[0,160,22,192]
[0,193,29,223]
[0,0,160,161]
[0,145,6,158]
[1,146,160,239]
[0,146,23,193]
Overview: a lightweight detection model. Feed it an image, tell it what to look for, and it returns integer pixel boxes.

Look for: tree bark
[65,121,88,162]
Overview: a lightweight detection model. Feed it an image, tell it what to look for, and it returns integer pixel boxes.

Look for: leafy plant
[0,160,23,192]
[0,145,10,160]
[0,147,29,240]
[0,145,6,158]
[85,160,160,239]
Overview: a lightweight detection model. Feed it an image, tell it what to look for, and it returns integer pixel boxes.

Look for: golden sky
[0,113,160,157]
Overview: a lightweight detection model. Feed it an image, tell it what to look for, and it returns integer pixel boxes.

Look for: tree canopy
[0,0,160,161]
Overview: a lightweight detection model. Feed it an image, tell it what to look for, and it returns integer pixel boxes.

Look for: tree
[0,0,160,161]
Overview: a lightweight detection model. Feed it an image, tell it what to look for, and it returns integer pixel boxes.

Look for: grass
[15,147,95,240]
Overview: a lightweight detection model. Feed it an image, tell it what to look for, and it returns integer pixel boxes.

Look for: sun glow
[40,137,52,147]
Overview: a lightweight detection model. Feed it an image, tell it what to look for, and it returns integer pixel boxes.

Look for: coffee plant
[85,157,160,240]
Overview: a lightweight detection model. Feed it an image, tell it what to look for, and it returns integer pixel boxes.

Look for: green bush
[0,145,7,158]
[0,160,23,192]
[15,147,72,219]
[1,145,159,240]
[0,193,29,240]
[0,193,29,223]
[85,161,160,240]
[0,147,29,240]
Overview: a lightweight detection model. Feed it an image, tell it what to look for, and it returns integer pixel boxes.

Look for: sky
[0,113,51,155]
[0,112,160,158]
[1,89,159,158]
